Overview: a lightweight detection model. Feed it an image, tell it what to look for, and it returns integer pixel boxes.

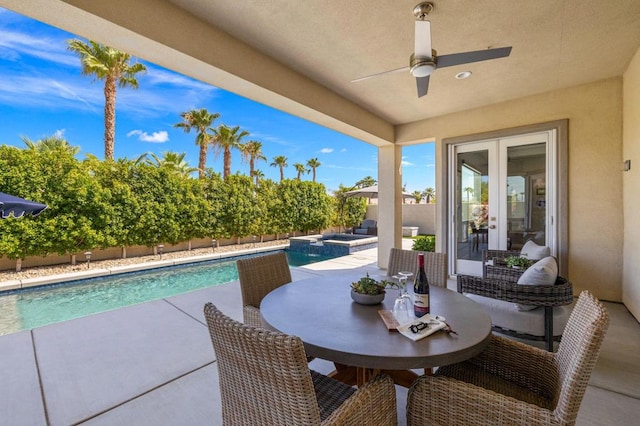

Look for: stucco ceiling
[164,0,640,125]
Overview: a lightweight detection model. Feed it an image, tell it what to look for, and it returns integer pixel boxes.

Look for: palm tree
[240,140,266,177]
[212,125,249,179]
[464,187,474,203]
[306,158,321,182]
[411,190,423,204]
[423,187,436,203]
[147,152,198,177]
[270,155,288,181]
[21,135,80,155]
[354,176,377,188]
[174,108,220,178]
[67,39,146,160]
[251,169,265,186]
[293,163,308,180]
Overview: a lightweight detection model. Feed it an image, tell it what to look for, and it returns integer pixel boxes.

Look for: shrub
[412,235,435,252]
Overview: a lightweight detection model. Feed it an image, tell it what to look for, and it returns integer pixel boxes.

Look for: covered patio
[1,0,640,424]
[2,0,637,320]
[1,247,639,425]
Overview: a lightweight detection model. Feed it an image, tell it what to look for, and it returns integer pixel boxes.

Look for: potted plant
[505,255,531,269]
[350,274,397,305]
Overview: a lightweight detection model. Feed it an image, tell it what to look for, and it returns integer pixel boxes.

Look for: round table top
[260,273,492,370]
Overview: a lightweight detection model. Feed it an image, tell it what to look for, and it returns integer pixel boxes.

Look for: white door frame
[440,120,568,278]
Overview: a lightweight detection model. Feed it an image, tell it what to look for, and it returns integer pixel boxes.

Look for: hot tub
[288,233,378,257]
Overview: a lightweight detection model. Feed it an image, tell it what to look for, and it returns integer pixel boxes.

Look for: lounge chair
[353,219,377,235]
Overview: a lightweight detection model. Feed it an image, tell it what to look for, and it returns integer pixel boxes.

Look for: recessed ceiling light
[455,71,472,79]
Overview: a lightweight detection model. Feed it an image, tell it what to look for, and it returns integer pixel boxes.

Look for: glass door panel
[449,131,554,277]
[453,142,497,276]
[505,143,547,250]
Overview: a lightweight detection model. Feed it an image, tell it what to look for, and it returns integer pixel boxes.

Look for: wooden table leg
[381,369,419,388]
[329,363,420,388]
[327,363,358,386]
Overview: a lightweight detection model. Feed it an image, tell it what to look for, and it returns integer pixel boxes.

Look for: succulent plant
[505,256,532,269]
[351,273,397,295]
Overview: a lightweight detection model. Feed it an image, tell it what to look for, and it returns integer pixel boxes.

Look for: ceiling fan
[352,2,512,98]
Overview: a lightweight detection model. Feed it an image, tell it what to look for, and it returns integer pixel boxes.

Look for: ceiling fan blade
[415,20,432,58]
[416,75,430,97]
[351,66,409,83]
[437,46,512,68]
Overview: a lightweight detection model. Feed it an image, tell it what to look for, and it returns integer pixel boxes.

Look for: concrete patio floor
[1,244,639,425]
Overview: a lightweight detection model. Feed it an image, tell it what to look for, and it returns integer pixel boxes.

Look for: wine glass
[398,271,413,301]
[392,271,414,324]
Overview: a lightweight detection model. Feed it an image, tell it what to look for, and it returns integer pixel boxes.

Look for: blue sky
[0,8,435,194]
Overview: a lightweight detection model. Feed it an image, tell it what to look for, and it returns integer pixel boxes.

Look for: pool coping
[0,244,289,293]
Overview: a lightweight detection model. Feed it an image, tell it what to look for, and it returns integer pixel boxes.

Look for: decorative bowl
[350,290,385,305]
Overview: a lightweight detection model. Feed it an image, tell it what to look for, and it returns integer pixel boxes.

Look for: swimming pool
[0,250,335,336]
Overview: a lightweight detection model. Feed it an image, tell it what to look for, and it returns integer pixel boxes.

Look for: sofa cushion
[520,240,550,260]
[361,219,377,229]
[515,256,558,310]
[465,293,571,337]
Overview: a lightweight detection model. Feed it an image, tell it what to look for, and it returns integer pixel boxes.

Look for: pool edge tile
[172,253,222,265]
[0,279,21,291]
[108,260,175,274]
[21,269,111,288]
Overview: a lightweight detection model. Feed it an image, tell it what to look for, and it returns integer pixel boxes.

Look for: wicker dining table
[260,273,492,387]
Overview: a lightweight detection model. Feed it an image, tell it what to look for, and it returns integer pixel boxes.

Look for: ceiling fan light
[411,63,436,77]
[455,71,472,79]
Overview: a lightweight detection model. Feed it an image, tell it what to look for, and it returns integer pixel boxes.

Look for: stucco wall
[623,46,640,320]
[366,204,436,235]
[396,78,623,302]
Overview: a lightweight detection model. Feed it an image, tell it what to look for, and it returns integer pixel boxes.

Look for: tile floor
[0,245,638,425]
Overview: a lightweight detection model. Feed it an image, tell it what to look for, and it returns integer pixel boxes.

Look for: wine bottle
[413,253,430,317]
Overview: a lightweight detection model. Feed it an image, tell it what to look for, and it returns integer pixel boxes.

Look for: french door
[449,130,557,276]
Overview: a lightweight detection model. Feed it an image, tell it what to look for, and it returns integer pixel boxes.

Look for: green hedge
[0,146,344,260]
[412,235,436,252]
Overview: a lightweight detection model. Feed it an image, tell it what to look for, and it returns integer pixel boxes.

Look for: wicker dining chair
[204,303,398,425]
[387,248,447,288]
[237,252,292,327]
[406,291,609,426]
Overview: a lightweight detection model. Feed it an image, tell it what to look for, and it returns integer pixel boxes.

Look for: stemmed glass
[397,271,413,302]
[392,271,414,324]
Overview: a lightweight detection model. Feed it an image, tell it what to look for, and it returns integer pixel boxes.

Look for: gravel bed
[0,239,290,283]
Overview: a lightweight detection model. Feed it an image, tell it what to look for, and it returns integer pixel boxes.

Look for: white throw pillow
[515,256,558,311]
[520,240,551,260]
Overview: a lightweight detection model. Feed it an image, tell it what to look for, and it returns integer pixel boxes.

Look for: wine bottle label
[414,293,430,317]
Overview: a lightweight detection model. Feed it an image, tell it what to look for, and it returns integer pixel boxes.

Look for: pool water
[0,250,334,336]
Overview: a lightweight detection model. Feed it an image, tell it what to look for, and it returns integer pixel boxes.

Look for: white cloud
[53,129,66,138]
[0,29,78,67]
[320,147,334,153]
[0,74,100,112]
[340,148,347,152]
[248,131,297,148]
[402,160,414,166]
[127,130,169,143]
[0,26,219,117]
[144,65,217,92]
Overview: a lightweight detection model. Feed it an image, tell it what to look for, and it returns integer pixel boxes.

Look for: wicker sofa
[458,263,574,351]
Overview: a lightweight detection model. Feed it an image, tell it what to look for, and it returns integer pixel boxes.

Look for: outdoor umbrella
[0,192,47,219]
[344,185,414,199]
